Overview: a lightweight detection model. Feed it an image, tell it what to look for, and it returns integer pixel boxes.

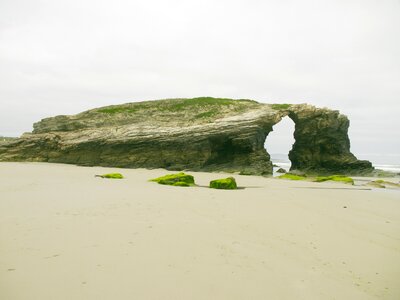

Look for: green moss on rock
[209,177,237,189]
[278,173,306,180]
[315,175,354,185]
[96,173,124,179]
[369,180,400,188]
[172,181,191,187]
[150,172,195,187]
[367,181,386,188]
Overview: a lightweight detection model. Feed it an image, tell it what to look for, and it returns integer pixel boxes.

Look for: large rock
[0,97,373,175]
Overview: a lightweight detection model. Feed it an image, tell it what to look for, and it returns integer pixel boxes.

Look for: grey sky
[1,0,399,158]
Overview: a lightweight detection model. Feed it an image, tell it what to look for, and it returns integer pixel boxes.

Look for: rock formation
[0,97,373,175]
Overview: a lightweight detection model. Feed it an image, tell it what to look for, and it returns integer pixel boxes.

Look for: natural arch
[260,105,373,175]
[0,98,373,176]
[264,116,295,173]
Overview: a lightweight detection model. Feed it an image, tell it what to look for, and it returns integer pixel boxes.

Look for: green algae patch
[150,172,195,187]
[368,180,400,188]
[172,181,191,187]
[96,173,124,179]
[209,177,237,190]
[367,181,386,188]
[315,175,354,185]
[384,181,400,188]
[278,173,306,180]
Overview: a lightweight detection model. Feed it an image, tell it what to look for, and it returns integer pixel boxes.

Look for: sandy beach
[0,162,399,300]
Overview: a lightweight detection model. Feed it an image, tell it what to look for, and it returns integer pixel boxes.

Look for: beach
[0,162,399,300]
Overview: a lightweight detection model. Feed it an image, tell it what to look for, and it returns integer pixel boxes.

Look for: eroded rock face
[286,105,373,174]
[0,97,373,175]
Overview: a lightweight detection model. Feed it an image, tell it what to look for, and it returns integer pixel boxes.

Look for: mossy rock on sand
[315,175,354,185]
[95,173,124,179]
[150,172,195,187]
[171,181,191,187]
[367,181,386,188]
[368,180,400,189]
[209,177,237,190]
[278,173,307,180]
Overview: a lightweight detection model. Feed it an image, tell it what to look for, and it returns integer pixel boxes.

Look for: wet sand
[0,162,399,299]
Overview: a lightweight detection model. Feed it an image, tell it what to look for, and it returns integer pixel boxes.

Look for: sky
[1,0,399,161]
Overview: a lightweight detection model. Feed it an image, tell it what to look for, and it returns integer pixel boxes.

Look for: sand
[0,162,399,300]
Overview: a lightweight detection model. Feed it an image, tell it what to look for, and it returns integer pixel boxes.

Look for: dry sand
[0,162,399,300]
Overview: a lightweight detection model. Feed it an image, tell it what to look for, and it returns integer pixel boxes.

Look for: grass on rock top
[97,107,138,114]
[96,97,260,117]
[271,104,291,110]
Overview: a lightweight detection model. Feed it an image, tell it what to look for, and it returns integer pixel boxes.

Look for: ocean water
[357,154,400,173]
[270,153,400,175]
[270,153,291,176]
[371,164,400,173]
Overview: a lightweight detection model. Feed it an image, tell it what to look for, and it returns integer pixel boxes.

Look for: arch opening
[264,116,295,176]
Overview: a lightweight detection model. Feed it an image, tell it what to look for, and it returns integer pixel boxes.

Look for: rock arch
[0,98,373,175]
[264,105,373,174]
[264,115,295,169]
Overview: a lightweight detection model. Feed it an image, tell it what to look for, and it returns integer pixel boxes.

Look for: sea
[270,153,400,176]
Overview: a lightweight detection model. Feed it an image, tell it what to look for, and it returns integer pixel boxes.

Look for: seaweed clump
[278,173,307,180]
[367,181,386,188]
[209,177,237,190]
[95,173,124,179]
[315,175,354,185]
[150,172,195,187]
[367,180,400,189]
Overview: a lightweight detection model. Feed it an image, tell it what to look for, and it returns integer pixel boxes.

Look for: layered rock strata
[0,97,373,175]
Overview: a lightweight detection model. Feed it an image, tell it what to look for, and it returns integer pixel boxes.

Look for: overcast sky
[1,0,399,159]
